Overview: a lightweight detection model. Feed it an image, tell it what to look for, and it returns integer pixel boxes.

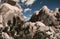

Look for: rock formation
[22,22,55,39]
[53,8,60,25]
[0,0,24,39]
[28,6,60,39]
[0,0,60,39]
[0,0,24,27]
[30,6,60,26]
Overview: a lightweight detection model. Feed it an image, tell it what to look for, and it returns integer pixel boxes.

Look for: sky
[18,0,60,21]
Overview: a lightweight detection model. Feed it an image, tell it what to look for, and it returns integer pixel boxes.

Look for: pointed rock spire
[54,8,59,13]
[30,5,59,26]
[41,5,50,13]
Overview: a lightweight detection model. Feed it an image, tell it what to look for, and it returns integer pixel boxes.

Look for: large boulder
[0,3,24,27]
[0,0,25,39]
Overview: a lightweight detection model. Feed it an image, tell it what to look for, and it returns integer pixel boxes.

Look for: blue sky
[18,0,60,21]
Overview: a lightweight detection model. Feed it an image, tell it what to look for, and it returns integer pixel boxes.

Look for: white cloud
[24,16,27,19]
[29,14,32,17]
[25,0,35,6]
[26,17,30,21]
[21,0,26,3]
[24,15,31,21]
[24,8,31,12]
[24,16,29,21]
[21,0,36,6]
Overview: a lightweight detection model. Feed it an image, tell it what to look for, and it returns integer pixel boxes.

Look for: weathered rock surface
[30,6,60,26]
[22,22,57,39]
[0,1,24,27]
[53,8,60,25]
[28,6,60,39]
[0,0,60,39]
[0,0,24,39]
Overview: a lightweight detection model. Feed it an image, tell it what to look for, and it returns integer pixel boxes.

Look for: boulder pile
[0,0,60,39]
